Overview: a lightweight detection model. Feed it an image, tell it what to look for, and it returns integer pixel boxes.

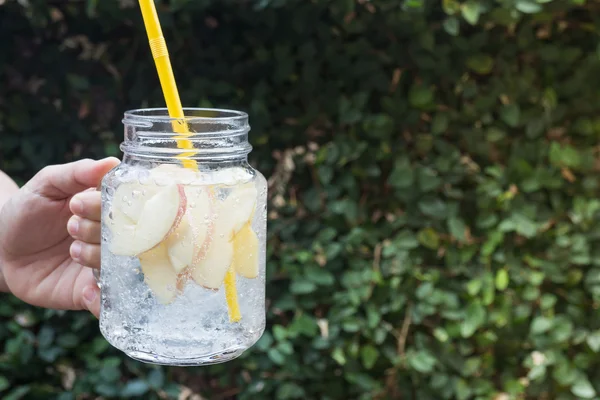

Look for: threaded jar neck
[121,108,252,162]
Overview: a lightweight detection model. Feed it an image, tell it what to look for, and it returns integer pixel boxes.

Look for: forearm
[0,170,19,293]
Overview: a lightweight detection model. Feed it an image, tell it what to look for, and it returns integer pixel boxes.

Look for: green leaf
[395,231,420,249]
[318,165,333,184]
[409,85,434,109]
[447,217,467,242]
[501,104,520,127]
[0,376,9,392]
[66,74,90,90]
[121,380,149,397]
[3,387,30,400]
[342,320,361,332]
[466,54,494,74]
[305,267,335,286]
[516,0,542,13]
[418,168,442,191]
[332,348,346,366]
[443,17,460,36]
[277,382,306,399]
[495,268,509,291]
[587,330,600,352]
[277,341,294,355]
[268,348,286,365]
[57,333,79,348]
[455,378,472,400]
[431,113,449,135]
[461,302,486,338]
[540,294,557,310]
[417,228,440,250]
[552,319,573,342]
[531,316,553,335]
[86,0,98,17]
[482,271,495,306]
[290,313,318,337]
[510,214,538,238]
[37,326,54,348]
[99,365,121,382]
[388,158,414,189]
[409,350,437,373]
[91,337,109,354]
[482,231,504,257]
[553,361,578,386]
[147,369,164,390]
[255,332,273,351]
[96,383,118,397]
[467,278,482,296]
[273,325,287,341]
[571,377,597,399]
[38,347,63,363]
[416,282,434,299]
[442,0,461,14]
[418,198,447,219]
[461,1,481,25]
[433,327,449,342]
[549,142,581,168]
[290,280,317,294]
[360,345,379,369]
[528,365,547,381]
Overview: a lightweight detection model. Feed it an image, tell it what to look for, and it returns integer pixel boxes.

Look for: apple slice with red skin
[189,183,258,289]
[166,186,213,273]
[108,184,187,256]
[189,236,234,290]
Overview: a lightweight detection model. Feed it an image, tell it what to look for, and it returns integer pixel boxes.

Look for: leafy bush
[1,0,600,399]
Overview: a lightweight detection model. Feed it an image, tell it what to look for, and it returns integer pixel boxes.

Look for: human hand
[0,158,119,317]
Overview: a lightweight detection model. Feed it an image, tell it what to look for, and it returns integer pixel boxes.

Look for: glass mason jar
[98,108,267,366]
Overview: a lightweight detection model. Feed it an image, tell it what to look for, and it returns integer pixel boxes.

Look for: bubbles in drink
[99,163,266,365]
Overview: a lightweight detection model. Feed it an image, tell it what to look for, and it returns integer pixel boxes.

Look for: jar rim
[124,107,248,122]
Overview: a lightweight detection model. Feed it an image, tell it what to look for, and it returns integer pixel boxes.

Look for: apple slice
[164,217,194,273]
[139,243,179,304]
[106,206,136,255]
[166,187,213,273]
[109,184,187,256]
[232,222,259,279]
[176,269,192,292]
[150,163,197,185]
[210,167,252,186]
[186,183,258,289]
[214,184,258,239]
[190,236,234,290]
[112,182,162,223]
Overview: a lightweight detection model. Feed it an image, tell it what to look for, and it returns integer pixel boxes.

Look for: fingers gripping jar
[99,108,267,366]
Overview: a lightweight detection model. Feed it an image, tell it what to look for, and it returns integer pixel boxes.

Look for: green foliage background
[1,0,600,398]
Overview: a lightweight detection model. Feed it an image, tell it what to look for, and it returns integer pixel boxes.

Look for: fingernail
[71,242,82,259]
[67,218,79,235]
[71,197,84,214]
[83,286,97,303]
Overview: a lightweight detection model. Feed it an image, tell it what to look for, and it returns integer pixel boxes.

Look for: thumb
[27,157,120,199]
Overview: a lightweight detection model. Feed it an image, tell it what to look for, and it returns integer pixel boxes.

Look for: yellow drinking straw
[138,0,241,322]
